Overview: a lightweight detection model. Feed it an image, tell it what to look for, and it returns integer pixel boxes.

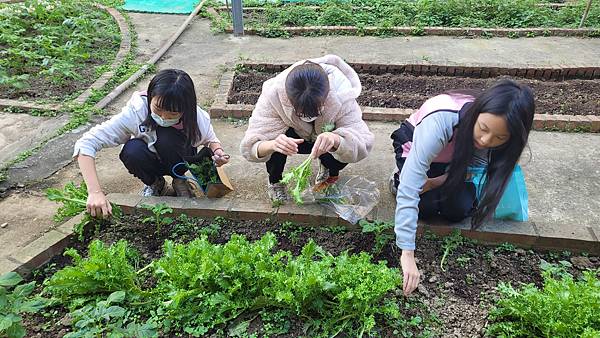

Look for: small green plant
[360,220,394,255]
[64,291,158,338]
[141,203,174,234]
[199,219,222,238]
[487,269,600,337]
[465,273,475,286]
[456,256,471,268]
[0,272,49,338]
[440,229,463,272]
[539,259,573,279]
[280,157,313,204]
[280,222,305,245]
[259,308,291,335]
[495,242,517,253]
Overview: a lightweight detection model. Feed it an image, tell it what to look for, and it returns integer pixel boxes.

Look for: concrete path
[1,13,600,273]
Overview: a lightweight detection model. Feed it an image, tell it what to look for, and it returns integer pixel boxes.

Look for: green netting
[123,0,199,14]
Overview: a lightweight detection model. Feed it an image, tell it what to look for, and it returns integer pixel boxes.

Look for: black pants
[394,157,477,222]
[119,127,196,186]
[266,128,348,184]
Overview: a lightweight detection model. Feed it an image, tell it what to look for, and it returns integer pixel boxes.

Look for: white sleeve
[193,107,220,147]
[72,103,138,158]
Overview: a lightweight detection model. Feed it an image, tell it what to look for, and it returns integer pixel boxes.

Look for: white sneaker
[267,181,288,202]
[140,176,167,197]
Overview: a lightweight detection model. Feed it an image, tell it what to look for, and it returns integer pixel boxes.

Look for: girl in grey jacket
[73,69,229,218]
[391,80,535,296]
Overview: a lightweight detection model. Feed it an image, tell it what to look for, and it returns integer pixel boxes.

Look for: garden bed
[229,67,600,116]
[0,0,123,101]
[18,213,600,337]
[207,0,600,38]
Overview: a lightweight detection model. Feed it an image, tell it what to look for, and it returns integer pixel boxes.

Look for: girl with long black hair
[74,69,229,218]
[390,79,535,296]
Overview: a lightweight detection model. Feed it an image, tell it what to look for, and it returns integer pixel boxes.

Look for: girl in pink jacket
[240,55,374,202]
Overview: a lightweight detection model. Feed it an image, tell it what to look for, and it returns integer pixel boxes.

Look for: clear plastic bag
[310,176,380,224]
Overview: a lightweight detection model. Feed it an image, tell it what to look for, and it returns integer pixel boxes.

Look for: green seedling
[360,220,394,255]
[440,229,463,272]
[495,242,516,253]
[456,256,471,268]
[141,203,174,234]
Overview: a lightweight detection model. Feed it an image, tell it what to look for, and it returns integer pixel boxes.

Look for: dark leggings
[266,128,348,184]
[394,158,477,222]
[119,126,196,186]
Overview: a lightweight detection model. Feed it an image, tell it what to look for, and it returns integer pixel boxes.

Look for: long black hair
[285,61,330,118]
[142,69,200,145]
[443,79,535,229]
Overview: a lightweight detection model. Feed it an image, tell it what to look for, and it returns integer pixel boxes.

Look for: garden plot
[10,209,600,337]
[0,0,122,101]
[209,63,600,132]
[230,67,600,116]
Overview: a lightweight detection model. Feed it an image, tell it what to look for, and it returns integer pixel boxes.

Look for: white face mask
[151,112,180,127]
[300,115,318,123]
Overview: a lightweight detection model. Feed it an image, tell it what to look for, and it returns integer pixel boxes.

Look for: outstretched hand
[272,134,304,156]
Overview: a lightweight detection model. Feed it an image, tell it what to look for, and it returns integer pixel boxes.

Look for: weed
[495,242,516,253]
[456,256,471,268]
[360,220,394,255]
[64,291,158,338]
[440,229,463,272]
[46,182,122,240]
[141,203,174,234]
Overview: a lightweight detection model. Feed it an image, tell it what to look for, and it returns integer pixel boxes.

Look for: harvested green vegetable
[280,157,313,204]
[188,158,220,188]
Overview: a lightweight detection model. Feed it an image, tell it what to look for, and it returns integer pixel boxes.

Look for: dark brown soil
[228,69,600,116]
[22,214,600,338]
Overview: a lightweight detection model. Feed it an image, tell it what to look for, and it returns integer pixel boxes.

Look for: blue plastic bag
[467,165,528,221]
